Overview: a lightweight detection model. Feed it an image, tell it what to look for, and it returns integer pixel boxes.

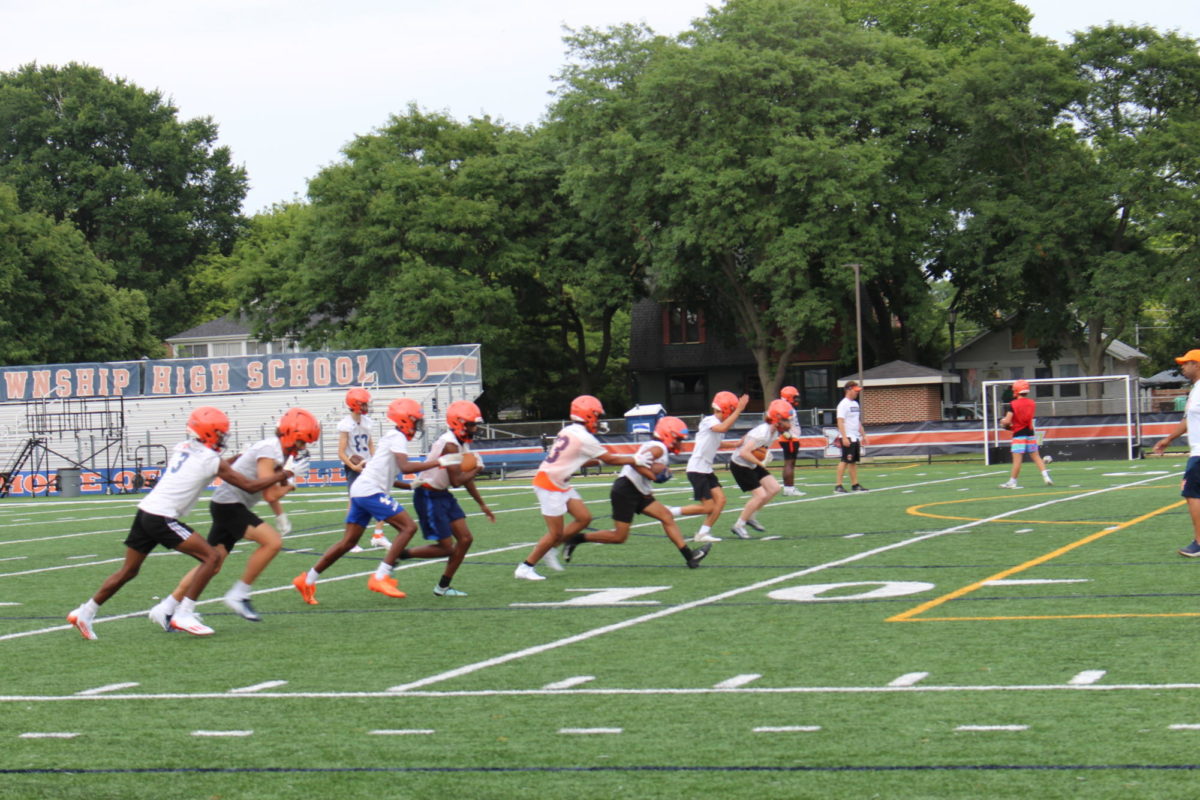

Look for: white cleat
[370,533,390,549]
[693,531,722,543]
[781,486,804,497]
[514,563,546,581]
[349,544,365,553]
[148,604,174,632]
[170,612,214,636]
[542,547,565,572]
[223,592,261,622]
[730,523,752,540]
[999,480,1020,489]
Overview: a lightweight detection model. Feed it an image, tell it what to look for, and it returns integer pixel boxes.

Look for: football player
[66,407,292,639]
[338,387,389,549]
[727,399,793,539]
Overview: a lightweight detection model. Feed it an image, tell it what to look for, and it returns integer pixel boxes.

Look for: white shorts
[534,485,581,517]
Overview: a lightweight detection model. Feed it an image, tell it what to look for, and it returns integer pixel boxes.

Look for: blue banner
[0,345,480,401]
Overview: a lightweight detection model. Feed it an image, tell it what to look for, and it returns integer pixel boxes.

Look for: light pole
[847,263,864,385]
[948,306,958,405]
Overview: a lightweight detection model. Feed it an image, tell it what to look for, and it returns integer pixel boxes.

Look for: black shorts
[207,501,263,551]
[610,476,655,524]
[779,439,801,460]
[124,509,194,554]
[730,461,769,493]
[346,468,360,489]
[687,471,721,502]
[840,440,861,464]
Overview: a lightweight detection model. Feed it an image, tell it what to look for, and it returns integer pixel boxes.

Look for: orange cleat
[292,573,318,605]
[367,574,406,599]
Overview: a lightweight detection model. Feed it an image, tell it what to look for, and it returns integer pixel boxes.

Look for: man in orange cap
[1152,349,1200,556]
[998,378,1052,489]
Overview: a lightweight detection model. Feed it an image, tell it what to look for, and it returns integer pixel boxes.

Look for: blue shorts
[1183,457,1200,500]
[347,493,404,527]
[1011,436,1038,454]
[413,485,465,541]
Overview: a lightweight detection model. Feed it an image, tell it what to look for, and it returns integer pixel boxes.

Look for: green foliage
[229,109,637,416]
[0,62,247,340]
[0,184,159,364]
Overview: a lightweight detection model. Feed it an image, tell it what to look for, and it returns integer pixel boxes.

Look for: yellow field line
[887,499,1186,623]
[906,487,1164,526]
[906,612,1200,621]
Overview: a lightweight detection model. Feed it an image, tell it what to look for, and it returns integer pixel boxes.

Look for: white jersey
[786,406,801,438]
[210,437,284,507]
[837,396,863,441]
[686,415,724,474]
[138,440,222,520]
[1187,381,1200,456]
[350,428,411,498]
[421,430,469,491]
[731,422,775,468]
[620,440,669,494]
[337,414,373,460]
[534,423,607,491]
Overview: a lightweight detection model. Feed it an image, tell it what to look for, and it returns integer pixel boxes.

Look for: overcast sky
[3,0,1197,214]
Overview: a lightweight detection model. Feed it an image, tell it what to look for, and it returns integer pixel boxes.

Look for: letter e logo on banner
[394,348,428,384]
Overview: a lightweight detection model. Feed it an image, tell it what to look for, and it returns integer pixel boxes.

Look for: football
[752,446,769,463]
[349,454,365,466]
[654,468,671,483]
[459,451,477,472]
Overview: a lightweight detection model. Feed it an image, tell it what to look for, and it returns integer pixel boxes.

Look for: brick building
[838,360,959,425]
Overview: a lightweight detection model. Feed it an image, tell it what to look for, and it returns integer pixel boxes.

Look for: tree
[0,184,158,364]
[935,25,1200,386]
[0,63,247,339]
[230,109,638,416]
[553,0,951,396]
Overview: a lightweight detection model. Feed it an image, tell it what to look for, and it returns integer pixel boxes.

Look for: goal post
[980,375,1139,464]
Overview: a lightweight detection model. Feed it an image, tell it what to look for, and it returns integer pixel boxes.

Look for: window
[245,341,269,355]
[782,365,836,409]
[664,305,704,344]
[174,343,208,359]
[1058,364,1081,397]
[210,342,243,357]
[666,373,707,413]
[1011,330,1039,350]
[1034,366,1053,397]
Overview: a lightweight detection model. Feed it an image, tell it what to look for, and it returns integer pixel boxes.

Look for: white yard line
[384,472,1174,693]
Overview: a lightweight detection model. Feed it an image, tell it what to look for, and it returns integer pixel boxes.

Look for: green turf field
[3,457,1200,799]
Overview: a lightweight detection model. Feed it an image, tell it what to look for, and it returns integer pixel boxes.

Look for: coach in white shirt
[1153,349,1200,557]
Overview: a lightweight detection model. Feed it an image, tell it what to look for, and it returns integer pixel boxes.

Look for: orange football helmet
[780,385,800,405]
[654,416,689,454]
[569,395,605,433]
[188,406,229,451]
[277,408,321,456]
[1012,379,1031,395]
[712,391,739,418]
[387,398,424,436]
[345,387,371,415]
[446,400,483,442]
[765,398,793,431]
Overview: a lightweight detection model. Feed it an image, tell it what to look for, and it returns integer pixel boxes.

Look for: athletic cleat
[1179,540,1200,558]
[999,480,1020,489]
[434,585,468,597]
[834,485,848,494]
[223,592,261,622]
[693,531,722,543]
[562,541,579,563]
[730,522,752,540]
[686,543,712,568]
[370,533,391,549]
[1043,474,1054,486]
[349,544,365,553]
[67,610,97,641]
[148,604,174,632]
[170,612,214,636]
[782,486,804,496]
[368,574,407,598]
[292,573,319,605]
[514,563,546,581]
[851,484,868,492]
[745,518,766,532]
[543,547,565,572]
